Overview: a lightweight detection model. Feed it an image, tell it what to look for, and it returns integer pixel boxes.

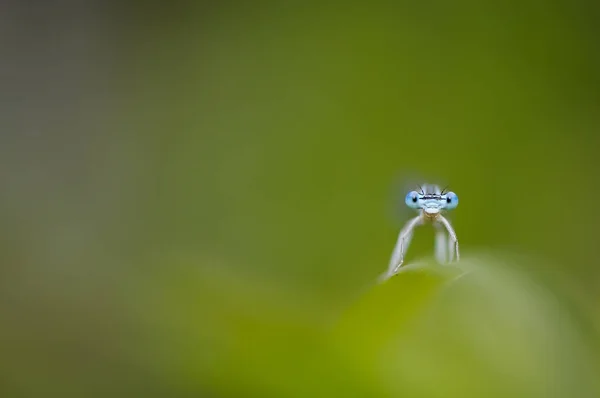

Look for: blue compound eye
[445,191,459,209]
[405,191,420,209]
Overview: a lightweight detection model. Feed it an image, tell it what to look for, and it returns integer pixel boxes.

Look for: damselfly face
[405,184,458,216]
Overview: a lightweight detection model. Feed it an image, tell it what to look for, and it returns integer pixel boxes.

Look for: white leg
[434,222,448,264]
[438,215,460,262]
[447,231,455,262]
[386,215,423,277]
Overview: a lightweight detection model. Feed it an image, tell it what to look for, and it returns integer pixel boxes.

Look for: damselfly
[383,184,460,280]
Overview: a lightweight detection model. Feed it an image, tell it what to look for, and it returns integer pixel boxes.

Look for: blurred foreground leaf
[125,252,600,398]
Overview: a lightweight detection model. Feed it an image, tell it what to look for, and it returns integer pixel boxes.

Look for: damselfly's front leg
[386,215,423,277]
[438,215,459,263]
[434,222,448,264]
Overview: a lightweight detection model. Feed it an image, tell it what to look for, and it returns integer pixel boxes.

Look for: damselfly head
[405,184,459,215]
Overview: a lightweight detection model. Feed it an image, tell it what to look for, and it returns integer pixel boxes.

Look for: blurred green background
[1,1,600,397]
